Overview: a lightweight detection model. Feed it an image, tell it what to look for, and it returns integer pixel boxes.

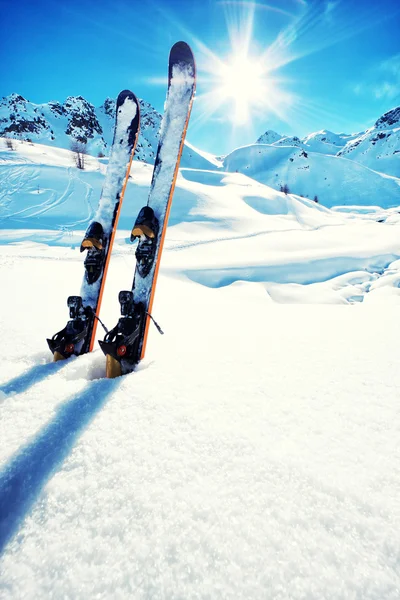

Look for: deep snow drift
[0,140,400,599]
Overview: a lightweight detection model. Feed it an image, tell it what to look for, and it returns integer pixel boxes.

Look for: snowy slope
[255,106,400,178]
[338,106,400,177]
[1,138,400,599]
[256,128,361,156]
[223,143,400,207]
[302,129,360,155]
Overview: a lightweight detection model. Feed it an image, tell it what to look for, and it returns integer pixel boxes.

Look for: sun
[217,54,270,124]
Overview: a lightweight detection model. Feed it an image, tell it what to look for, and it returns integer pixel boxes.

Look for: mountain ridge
[0,92,161,163]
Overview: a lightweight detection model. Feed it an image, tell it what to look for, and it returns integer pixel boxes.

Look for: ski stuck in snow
[47,90,140,361]
[99,41,196,378]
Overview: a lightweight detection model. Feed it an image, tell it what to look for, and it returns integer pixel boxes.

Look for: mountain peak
[374,106,400,130]
[256,130,283,144]
[1,93,28,106]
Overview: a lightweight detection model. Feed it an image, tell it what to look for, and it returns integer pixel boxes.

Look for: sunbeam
[138,0,400,153]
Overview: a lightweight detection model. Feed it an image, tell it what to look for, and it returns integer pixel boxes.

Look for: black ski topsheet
[99,42,196,377]
[47,91,140,360]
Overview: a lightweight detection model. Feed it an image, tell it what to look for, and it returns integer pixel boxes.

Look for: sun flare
[217,54,270,124]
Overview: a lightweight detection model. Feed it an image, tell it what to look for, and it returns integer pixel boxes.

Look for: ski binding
[47,296,93,360]
[98,291,146,377]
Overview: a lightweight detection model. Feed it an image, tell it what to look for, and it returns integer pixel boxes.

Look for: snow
[1,136,400,598]
[223,143,400,208]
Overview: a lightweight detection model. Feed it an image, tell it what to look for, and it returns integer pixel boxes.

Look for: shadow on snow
[0,377,120,554]
[0,361,67,398]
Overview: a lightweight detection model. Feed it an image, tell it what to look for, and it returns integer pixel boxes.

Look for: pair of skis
[47,42,196,378]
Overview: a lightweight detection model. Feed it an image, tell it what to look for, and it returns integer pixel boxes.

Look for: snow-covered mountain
[256,129,282,144]
[301,130,359,155]
[337,107,400,177]
[223,143,400,208]
[230,106,400,206]
[0,93,219,170]
[1,94,399,207]
[273,135,305,149]
[256,128,361,155]
[0,93,161,163]
[255,107,400,179]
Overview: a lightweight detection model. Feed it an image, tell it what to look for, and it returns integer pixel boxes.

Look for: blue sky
[1,0,400,154]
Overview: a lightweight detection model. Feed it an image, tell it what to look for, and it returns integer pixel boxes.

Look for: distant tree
[280,183,290,195]
[4,137,16,151]
[313,195,318,203]
[70,140,87,169]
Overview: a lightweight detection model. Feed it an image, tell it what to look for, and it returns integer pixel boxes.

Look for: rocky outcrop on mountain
[337,106,400,177]
[375,106,400,129]
[135,99,161,163]
[63,96,103,145]
[0,94,52,139]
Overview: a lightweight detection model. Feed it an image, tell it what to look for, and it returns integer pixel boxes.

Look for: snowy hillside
[1,139,400,283]
[223,142,400,208]
[301,129,360,155]
[338,106,400,177]
[2,118,400,600]
[256,127,361,156]
[1,136,400,599]
[2,93,399,201]
[255,105,400,180]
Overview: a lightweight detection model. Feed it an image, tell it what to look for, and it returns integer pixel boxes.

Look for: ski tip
[169,41,195,70]
[115,90,140,146]
[116,89,138,108]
